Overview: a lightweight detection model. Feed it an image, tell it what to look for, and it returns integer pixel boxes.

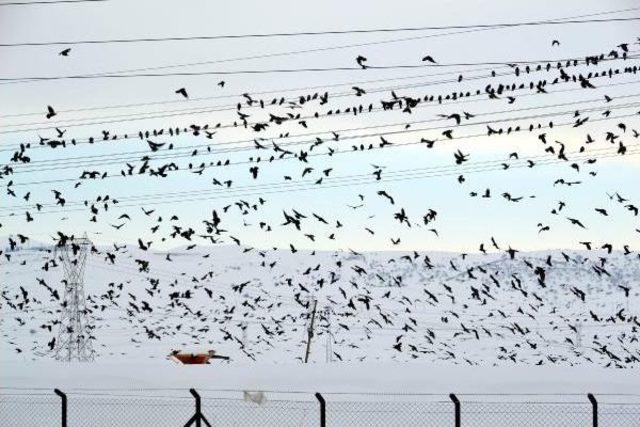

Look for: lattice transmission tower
[53,235,95,362]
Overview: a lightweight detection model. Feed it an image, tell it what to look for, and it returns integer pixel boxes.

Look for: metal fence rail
[1,389,639,426]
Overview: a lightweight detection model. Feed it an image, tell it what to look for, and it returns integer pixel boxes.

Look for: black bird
[45,105,56,119]
[352,86,366,96]
[175,88,188,98]
[567,217,587,229]
[454,149,469,164]
[506,247,518,259]
[377,190,395,205]
[147,140,165,152]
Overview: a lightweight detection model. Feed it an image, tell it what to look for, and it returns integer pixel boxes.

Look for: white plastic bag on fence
[243,391,266,405]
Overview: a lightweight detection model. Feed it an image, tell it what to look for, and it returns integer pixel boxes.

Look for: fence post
[449,393,460,427]
[183,389,211,427]
[588,393,598,427]
[315,392,326,427]
[54,388,67,427]
[192,389,202,427]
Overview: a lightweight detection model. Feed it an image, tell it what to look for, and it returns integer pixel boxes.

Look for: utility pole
[54,234,95,362]
[324,305,333,363]
[241,321,248,344]
[304,298,318,363]
[575,322,583,348]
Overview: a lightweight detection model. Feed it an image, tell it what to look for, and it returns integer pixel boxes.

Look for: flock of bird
[1,36,639,366]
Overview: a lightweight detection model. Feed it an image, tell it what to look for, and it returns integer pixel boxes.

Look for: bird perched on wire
[422,54,437,63]
[356,55,368,69]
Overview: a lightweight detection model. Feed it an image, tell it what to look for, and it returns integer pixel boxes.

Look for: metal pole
[184,389,212,427]
[315,392,326,427]
[304,299,318,363]
[449,393,460,427]
[54,388,67,427]
[324,305,332,363]
[576,323,582,348]
[190,389,202,427]
[588,393,598,427]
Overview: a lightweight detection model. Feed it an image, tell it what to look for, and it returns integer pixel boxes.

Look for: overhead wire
[3,142,637,217]
[3,53,638,134]
[1,13,638,46]
[7,95,640,177]
[0,0,106,6]
[5,107,639,194]
[0,67,492,120]
[0,7,640,123]
[2,52,633,83]
[1,52,635,156]
[6,6,635,86]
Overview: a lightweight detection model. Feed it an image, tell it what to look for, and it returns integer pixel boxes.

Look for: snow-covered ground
[4,359,640,394]
[3,361,640,426]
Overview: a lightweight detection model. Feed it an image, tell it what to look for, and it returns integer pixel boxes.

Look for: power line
[2,55,539,116]
[0,0,106,6]
[4,53,636,133]
[1,53,635,143]
[0,28,508,87]
[2,6,635,118]
[8,7,633,86]
[1,14,639,46]
[9,96,640,175]
[0,62,519,130]
[2,53,632,83]
[4,144,637,217]
[4,149,637,228]
[1,41,633,135]
[5,107,639,192]
[0,68,469,119]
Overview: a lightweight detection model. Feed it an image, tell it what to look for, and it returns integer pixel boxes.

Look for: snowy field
[2,361,640,426]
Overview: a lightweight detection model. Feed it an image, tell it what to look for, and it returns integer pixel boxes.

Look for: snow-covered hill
[2,242,639,368]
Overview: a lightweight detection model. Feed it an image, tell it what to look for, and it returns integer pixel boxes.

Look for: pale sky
[1,0,639,252]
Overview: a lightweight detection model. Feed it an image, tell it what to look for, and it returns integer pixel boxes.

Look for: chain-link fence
[1,389,639,426]
[0,393,59,426]
[461,400,592,427]
[66,394,193,427]
[202,392,320,427]
[326,398,453,426]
